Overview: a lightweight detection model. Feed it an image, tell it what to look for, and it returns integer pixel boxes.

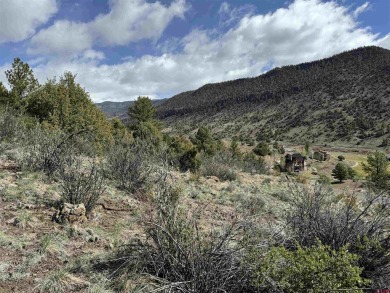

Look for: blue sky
[0,0,389,102]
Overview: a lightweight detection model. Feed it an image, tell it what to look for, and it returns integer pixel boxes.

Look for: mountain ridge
[156,46,390,146]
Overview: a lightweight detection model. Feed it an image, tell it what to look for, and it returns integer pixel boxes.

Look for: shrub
[0,109,21,144]
[253,142,270,156]
[201,160,237,181]
[106,141,152,195]
[18,126,97,178]
[198,150,247,181]
[242,153,267,174]
[250,242,365,292]
[58,157,106,215]
[285,184,390,286]
[338,155,345,161]
[179,148,201,172]
[101,181,255,292]
[317,174,331,185]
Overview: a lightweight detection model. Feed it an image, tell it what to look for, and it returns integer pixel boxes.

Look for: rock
[53,203,87,224]
[73,205,85,216]
[5,217,16,225]
[206,176,219,182]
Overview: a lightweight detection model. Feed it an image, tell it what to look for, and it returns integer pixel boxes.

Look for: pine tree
[192,127,216,155]
[332,163,349,183]
[0,82,9,105]
[362,151,390,190]
[127,96,162,144]
[128,96,156,123]
[5,58,39,107]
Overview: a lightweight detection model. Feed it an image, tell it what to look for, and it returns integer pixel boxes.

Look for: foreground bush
[0,109,21,145]
[102,181,255,292]
[286,184,390,287]
[250,242,365,292]
[19,126,96,178]
[58,157,106,215]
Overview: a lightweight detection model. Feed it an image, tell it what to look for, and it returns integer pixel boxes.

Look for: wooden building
[313,150,330,161]
[285,153,306,172]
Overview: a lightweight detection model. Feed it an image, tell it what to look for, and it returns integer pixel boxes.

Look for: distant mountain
[96,99,167,119]
[157,46,390,146]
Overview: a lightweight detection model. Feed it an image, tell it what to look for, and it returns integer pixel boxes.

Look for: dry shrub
[200,160,237,181]
[19,127,93,178]
[285,183,390,287]
[98,177,256,292]
[106,141,153,195]
[58,156,106,214]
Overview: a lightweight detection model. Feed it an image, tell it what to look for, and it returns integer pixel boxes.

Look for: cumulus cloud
[20,0,388,102]
[28,21,93,56]
[92,0,188,46]
[0,0,57,43]
[29,0,189,56]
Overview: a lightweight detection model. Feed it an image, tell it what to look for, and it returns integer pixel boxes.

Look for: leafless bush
[201,159,237,181]
[19,127,92,177]
[99,179,255,292]
[58,156,106,214]
[0,109,21,143]
[285,183,390,286]
[106,142,153,195]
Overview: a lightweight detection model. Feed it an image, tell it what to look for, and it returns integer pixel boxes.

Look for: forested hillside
[157,46,390,146]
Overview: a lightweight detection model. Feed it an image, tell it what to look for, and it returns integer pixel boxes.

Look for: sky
[0,0,389,102]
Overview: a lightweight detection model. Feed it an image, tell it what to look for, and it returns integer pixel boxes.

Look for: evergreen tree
[192,126,216,155]
[0,82,9,106]
[111,118,132,144]
[23,72,113,149]
[128,96,162,144]
[332,163,349,183]
[362,151,390,190]
[5,58,39,107]
[128,96,156,123]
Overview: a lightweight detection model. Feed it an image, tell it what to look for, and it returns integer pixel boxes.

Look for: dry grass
[0,145,379,291]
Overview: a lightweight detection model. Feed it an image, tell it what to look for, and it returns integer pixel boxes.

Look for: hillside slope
[157,46,390,145]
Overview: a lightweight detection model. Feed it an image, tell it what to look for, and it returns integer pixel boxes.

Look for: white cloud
[377,34,390,50]
[92,0,188,46]
[0,0,57,43]
[81,50,106,61]
[29,21,93,56]
[353,1,371,18]
[218,2,256,27]
[29,0,189,56]
[12,0,388,103]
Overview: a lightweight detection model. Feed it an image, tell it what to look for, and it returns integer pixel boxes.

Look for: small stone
[5,217,16,225]
[53,203,87,224]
